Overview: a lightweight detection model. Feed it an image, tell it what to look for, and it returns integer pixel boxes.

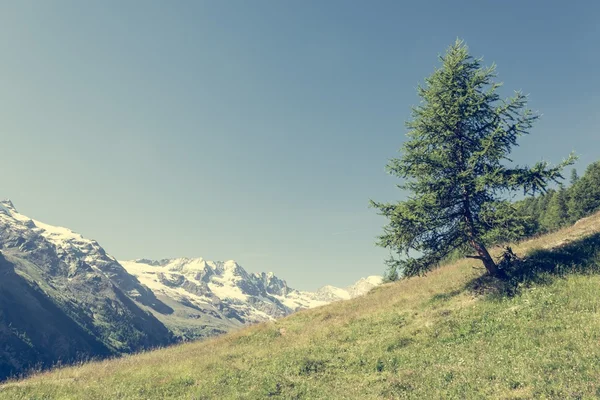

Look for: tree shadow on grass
[465,232,600,298]
[429,289,463,303]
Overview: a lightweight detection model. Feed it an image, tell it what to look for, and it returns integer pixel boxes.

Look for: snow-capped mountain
[0,199,382,379]
[346,276,384,298]
[0,199,171,313]
[0,199,381,329]
[120,258,382,327]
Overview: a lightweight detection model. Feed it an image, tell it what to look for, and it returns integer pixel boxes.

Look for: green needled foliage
[541,186,569,231]
[568,161,600,221]
[371,40,575,279]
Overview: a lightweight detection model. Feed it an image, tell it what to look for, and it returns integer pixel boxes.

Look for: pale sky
[1,1,598,290]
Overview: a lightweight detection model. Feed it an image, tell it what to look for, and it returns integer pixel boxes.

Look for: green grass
[2,213,600,399]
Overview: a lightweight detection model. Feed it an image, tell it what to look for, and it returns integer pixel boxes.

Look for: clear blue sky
[1,1,598,290]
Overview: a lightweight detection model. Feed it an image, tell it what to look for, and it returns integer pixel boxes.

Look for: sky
[0,1,598,290]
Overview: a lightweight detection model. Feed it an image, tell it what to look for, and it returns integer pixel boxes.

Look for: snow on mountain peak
[33,219,88,244]
[1,200,383,332]
[0,201,94,250]
[119,256,383,313]
[118,257,384,326]
[0,199,16,213]
[362,276,384,285]
[0,198,385,348]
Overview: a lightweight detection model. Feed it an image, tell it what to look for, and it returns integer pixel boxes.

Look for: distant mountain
[0,199,381,380]
[120,258,382,339]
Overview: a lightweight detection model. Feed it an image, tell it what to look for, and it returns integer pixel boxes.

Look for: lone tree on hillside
[371,40,575,279]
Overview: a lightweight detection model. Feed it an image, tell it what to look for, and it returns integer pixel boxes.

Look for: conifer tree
[570,168,579,186]
[568,161,600,220]
[371,40,575,278]
[515,197,540,236]
[541,186,569,231]
[536,189,555,230]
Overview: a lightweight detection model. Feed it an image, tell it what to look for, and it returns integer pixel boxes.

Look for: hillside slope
[0,201,175,380]
[2,212,600,399]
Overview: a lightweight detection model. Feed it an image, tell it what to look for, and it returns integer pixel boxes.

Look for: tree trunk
[469,239,502,277]
[461,192,504,277]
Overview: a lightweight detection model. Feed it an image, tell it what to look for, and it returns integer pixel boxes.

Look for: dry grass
[2,212,600,399]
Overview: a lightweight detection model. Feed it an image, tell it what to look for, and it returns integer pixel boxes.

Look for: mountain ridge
[119,257,382,338]
[0,200,381,380]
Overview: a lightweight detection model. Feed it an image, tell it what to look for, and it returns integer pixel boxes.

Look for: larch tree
[371,40,575,279]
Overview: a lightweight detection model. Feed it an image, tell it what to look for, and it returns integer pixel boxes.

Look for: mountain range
[0,200,380,380]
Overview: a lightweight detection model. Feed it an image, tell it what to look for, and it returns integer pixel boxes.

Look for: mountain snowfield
[120,258,382,327]
[0,199,381,344]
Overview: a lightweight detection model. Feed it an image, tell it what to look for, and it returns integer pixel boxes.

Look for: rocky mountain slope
[0,200,381,380]
[120,258,381,338]
[0,200,174,380]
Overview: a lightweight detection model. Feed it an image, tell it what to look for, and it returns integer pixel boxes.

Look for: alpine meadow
[1,3,600,399]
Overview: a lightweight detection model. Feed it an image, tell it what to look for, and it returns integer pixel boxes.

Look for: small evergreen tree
[568,161,600,220]
[536,189,555,231]
[541,186,569,231]
[514,197,540,237]
[382,264,399,283]
[570,168,579,186]
[371,40,575,278]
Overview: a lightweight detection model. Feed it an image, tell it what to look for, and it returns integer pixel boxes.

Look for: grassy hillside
[2,213,600,399]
